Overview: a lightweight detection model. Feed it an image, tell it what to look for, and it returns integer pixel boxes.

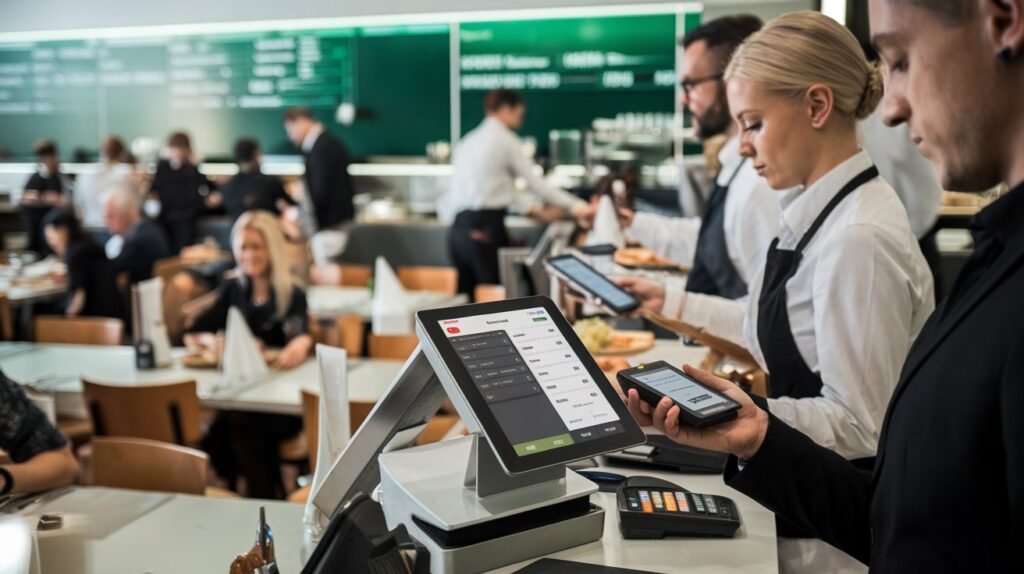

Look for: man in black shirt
[624,1,1024,572]
[148,132,216,254]
[0,371,79,495]
[21,139,68,255]
[282,107,356,230]
[219,138,296,224]
[103,185,171,284]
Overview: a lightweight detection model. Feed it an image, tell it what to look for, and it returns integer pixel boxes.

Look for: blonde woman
[621,11,933,464]
[185,209,312,369]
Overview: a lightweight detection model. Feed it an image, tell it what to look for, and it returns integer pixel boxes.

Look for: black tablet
[544,254,640,314]
[416,296,646,474]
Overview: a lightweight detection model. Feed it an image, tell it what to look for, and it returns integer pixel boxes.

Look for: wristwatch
[0,466,13,496]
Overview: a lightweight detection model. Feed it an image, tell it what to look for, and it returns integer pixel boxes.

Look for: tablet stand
[376,348,604,574]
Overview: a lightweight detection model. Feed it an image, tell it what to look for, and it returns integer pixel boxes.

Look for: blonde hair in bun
[726,11,883,122]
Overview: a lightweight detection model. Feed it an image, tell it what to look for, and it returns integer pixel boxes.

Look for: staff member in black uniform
[185,210,312,498]
[21,139,69,256]
[282,107,356,231]
[627,1,1024,571]
[219,138,296,225]
[148,131,216,254]
[589,16,779,300]
[42,209,123,319]
[448,89,589,295]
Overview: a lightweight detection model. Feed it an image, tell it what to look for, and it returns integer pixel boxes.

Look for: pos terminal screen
[439,307,627,457]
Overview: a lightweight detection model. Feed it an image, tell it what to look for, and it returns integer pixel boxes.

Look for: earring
[998,46,1013,62]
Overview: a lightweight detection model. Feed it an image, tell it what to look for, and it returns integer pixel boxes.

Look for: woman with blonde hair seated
[186,210,312,498]
[618,12,935,571]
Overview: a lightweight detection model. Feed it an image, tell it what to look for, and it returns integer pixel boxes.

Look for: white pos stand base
[379,433,603,573]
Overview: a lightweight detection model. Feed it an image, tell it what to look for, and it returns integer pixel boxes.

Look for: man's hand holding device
[623,363,768,462]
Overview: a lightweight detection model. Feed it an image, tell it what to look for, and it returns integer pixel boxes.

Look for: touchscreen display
[548,257,637,309]
[633,367,733,415]
[439,307,626,457]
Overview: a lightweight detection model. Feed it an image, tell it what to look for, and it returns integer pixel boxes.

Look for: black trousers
[448,209,509,296]
[202,411,303,499]
[160,217,196,255]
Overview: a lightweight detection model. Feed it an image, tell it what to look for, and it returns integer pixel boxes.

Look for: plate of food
[180,349,281,369]
[614,247,689,272]
[574,318,656,356]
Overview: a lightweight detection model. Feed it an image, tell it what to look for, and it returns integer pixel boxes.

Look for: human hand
[625,364,768,460]
[613,276,668,314]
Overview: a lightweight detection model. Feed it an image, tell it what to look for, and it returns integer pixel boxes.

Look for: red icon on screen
[447,327,461,334]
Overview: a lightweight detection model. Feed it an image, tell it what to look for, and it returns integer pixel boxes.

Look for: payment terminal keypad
[616,476,741,539]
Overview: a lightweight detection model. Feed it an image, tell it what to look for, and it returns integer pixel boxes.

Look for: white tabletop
[0,343,405,416]
[22,464,776,574]
[306,285,468,319]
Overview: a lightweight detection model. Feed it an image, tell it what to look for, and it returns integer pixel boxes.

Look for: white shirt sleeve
[507,140,585,211]
[626,212,701,267]
[766,224,928,460]
[680,291,749,347]
[726,181,779,284]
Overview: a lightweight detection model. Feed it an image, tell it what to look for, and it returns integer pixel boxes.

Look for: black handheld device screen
[545,254,639,313]
[417,296,646,474]
[616,361,741,428]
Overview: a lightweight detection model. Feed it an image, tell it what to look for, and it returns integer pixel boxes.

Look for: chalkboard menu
[0,25,449,159]
[458,13,679,154]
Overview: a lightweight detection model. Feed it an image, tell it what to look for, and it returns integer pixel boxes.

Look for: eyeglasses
[679,74,724,94]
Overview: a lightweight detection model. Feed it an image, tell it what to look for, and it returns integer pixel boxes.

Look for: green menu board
[0,24,449,159]
[458,14,678,154]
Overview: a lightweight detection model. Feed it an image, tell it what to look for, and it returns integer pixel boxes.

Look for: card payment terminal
[616,476,741,539]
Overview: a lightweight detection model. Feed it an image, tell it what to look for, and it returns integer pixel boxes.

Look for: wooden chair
[152,256,184,283]
[309,314,365,357]
[91,436,207,495]
[310,263,372,288]
[0,294,12,341]
[82,379,203,446]
[367,334,419,361]
[34,316,124,346]
[473,284,506,303]
[397,266,458,295]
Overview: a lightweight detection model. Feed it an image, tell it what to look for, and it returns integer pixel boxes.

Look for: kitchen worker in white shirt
[582,15,780,300]
[618,12,935,572]
[448,89,588,295]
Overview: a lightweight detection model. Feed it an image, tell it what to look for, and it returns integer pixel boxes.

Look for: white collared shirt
[302,124,325,154]
[447,117,584,214]
[671,150,935,460]
[75,162,133,228]
[627,136,781,287]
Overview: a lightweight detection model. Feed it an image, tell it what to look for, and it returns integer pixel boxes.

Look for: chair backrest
[300,390,375,472]
[82,379,203,446]
[309,314,365,357]
[152,256,184,283]
[91,436,207,495]
[310,263,372,288]
[367,334,419,361]
[34,316,124,346]
[397,266,458,295]
[473,284,506,303]
[0,294,12,341]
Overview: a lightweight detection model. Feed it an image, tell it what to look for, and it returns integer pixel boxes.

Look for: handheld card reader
[545,253,640,314]
[616,361,741,428]
[617,476,741,539]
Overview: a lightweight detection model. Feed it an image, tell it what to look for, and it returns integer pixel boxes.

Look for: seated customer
[1,371,79,494]
[42,209,123,319]
[21,139,69,256]
[103,185,171,284]
[219,138,296,224]
[185,210,312,498]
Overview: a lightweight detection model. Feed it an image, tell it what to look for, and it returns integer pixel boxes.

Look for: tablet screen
[439,306,627,457]
[547,256,637,310]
